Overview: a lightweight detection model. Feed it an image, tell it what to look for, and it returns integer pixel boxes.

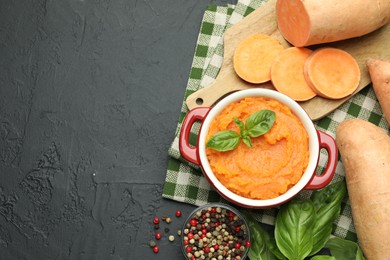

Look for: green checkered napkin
[163,0,390,242]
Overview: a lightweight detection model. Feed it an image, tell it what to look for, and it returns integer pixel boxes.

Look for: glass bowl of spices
[181,203,251,260]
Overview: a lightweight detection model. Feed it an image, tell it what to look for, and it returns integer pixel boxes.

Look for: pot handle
[179,107,210,165]
[305,130,338,190]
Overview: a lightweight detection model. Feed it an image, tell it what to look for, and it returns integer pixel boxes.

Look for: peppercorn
[175,210,182,217]
[182,206,249,260]
[190,219,197,226]
[165,217,172,224]
[149,240,156,248]
[153,245,159,253]
[153,217,159,225]
[155,232,162,240]
[169,235,175,242]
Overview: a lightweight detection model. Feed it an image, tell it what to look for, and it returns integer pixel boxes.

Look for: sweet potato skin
[367,59,390,124]
[336,119,390,259]
[276,0,390,47]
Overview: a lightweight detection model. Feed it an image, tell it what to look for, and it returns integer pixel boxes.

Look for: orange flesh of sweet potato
[367,59,390,124]
[303,48,360,99]
[336,119,390,259]
[233,34,285,84]
[276,0,390,47]
[270,47,316,101]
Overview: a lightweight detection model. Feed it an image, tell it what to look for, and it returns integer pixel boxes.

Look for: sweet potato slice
[233,34,285,84]
[336,119,390,259]
[270,47,316,101]
[276,0,390,47]
[303,48,360,99]
[367,59,390,123]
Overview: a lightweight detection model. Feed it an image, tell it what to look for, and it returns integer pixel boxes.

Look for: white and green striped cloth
[163,0,390,242]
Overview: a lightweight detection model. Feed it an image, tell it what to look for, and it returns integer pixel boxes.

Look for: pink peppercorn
[190,219,197,226]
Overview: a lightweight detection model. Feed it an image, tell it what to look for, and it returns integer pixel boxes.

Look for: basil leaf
[206,130,241,152]
[242,135,252,148]
[310,256,336,260]
[245,109,276,138]
[275,199,315,260]
[243,212,277,260]
[309,181,347,255]
[233,117,245,135]
[269,237,288,260]
[325,237,366,260]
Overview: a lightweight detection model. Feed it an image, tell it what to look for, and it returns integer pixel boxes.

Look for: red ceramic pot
[179,89,337,208]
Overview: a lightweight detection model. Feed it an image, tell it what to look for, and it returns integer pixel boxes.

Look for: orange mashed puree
[206,97,309,200]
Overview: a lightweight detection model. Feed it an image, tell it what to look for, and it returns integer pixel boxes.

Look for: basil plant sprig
[206,109,276,152]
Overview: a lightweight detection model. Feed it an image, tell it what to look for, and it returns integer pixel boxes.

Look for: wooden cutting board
[185,0,390,121]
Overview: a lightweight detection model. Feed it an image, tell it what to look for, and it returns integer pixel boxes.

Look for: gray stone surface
[0,0,235,259]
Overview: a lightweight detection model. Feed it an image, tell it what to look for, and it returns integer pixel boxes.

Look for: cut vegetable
[304,48,360,99]
[336,119,390,259]
[271,47,316,101]
[233,34,284,84]
[276,0,390,47]
[367,58,390,123]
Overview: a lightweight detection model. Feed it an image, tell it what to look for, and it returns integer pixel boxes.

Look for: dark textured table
[0,0,236,259]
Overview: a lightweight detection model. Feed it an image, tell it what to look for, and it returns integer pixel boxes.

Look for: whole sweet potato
[367,59,390,124]
[276,0,390,47]
[336,119,390,259]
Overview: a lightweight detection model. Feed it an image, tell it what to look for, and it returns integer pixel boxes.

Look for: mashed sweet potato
[206,97,309,200]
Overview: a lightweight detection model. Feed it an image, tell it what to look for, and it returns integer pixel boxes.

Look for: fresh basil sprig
[275,199,315,260]
[204,130,241,152]
[244,181,365,260]
[206,109,276,152]
[324,237,365,260]
[310,181,347,255]
[243,212,278,260]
